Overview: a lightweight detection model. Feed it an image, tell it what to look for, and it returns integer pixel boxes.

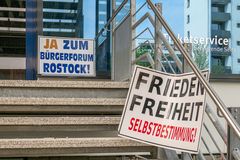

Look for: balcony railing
[211,29,231,38]
[212,0,231,5]
[211,48,232,57]
[212,12,231,22]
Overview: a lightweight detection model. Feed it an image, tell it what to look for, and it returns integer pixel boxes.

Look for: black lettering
[136,72,149,89]
[180,79,189,97]
[163,79,171,96]
[130,95,143,111]
[148,75,163,95]
[155,101,168,118]
[189,102,195,121]
[170,82,175,97]
[197,81,205,96]
[182,103,191,121]
[173,79,181,97]
[189,77,197,96]
[142,98,155,116]
[172,103,183,120]
[195,102,203,121]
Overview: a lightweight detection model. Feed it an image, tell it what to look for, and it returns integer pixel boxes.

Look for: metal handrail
[131,3,227,158]
[95,0,128,40]
[146,0,240,139]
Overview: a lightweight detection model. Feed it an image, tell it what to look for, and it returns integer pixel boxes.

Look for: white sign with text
[118,66,209,153]
[38,36,95,77]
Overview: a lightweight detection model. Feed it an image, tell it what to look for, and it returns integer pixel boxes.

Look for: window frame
[187,15,190,24]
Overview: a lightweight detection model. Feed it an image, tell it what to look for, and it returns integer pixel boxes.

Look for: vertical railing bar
[203,123,227,160]
[197,151,207,160]
[201,137,217,160]
[157,47,177,74]
[205,104,228,144]
[157,58,167,72]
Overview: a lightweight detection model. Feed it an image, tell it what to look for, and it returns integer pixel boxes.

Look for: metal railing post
[111,0,116,80]
[154,3,162,70]
[130,0,136,75]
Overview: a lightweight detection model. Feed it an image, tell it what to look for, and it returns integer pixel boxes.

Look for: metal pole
[111,0,116,80]
[146,0,240,139]
[131,0,136,74]
[154,3,162,70]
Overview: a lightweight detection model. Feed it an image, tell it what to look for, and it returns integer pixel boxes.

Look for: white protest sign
[38,36,95,77]
[118,66,209,153]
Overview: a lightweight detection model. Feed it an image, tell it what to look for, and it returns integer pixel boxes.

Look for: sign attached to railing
[118,66,209,153]
[38,36,95,77]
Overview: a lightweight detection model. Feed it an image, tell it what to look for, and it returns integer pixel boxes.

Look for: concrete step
[0,116,120,126]
[0,116,121,138]
[0,137,155,157]
[0,97,125,115]
[0,81,157,158]
[0,80,129,98]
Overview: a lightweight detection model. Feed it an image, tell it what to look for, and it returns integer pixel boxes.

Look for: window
[187,15,190,24]
[212,5,225,12]
[237,5,240,10]
[238,59,240,63]
[237,41,240,46]
[237,23,240,28]
[212,22,225,30]
[187,0,190,8]
[187,31,190,38]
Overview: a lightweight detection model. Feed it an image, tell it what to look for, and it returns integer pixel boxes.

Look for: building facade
[184,0,240,75]
[0,0,84,79]
[95,0,130,78]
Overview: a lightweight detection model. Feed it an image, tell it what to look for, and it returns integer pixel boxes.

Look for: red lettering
[147,122,153,135]
[133,118,140,131]
[160,125,166,138]
[152,123,159,136]
[127,117,198,143]
[137,119,143,133]
[155,124,162,136]
[128,117,135,130]
[142,121,149,133]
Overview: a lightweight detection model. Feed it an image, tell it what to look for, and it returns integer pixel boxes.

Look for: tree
[192,44,209,70]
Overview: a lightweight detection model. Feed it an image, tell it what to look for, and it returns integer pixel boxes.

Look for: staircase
[0,80,157,158]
